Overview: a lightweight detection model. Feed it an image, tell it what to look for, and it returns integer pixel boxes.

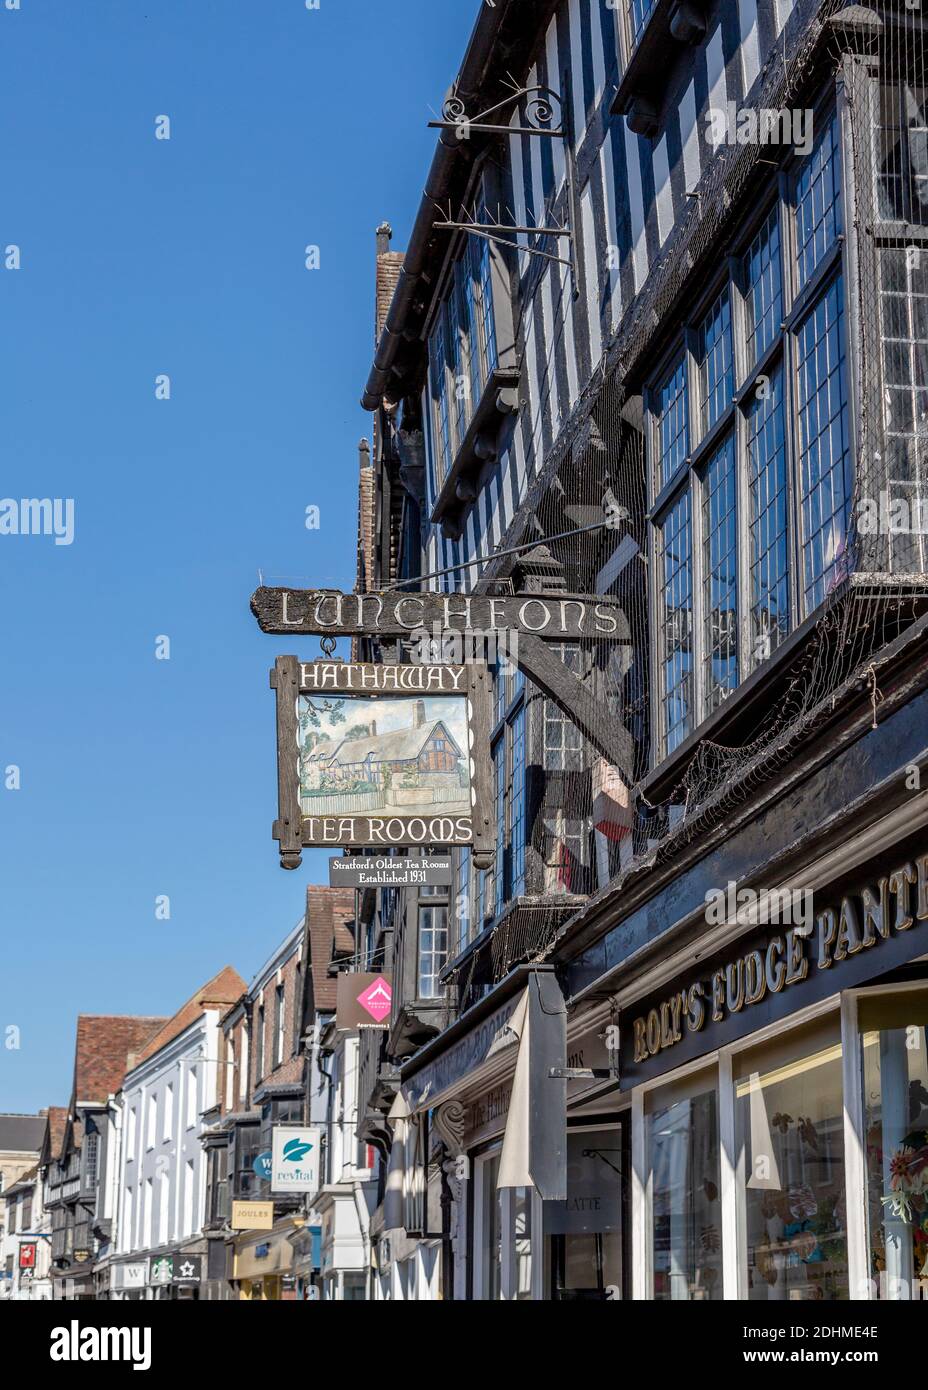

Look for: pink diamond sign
[357,976,392,1023]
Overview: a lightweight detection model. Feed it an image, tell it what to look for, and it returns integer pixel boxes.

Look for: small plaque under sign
[329,855,453,888]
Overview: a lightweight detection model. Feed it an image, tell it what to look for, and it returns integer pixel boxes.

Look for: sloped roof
[312,720,461,766]
[303,886,356,1015]
[131,965,246,1068]
[0,1114,46,1155]
[73,1016,169,1104]
[4,1164,38,1197]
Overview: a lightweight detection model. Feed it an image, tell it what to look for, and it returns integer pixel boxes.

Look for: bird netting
[447,0,928,996]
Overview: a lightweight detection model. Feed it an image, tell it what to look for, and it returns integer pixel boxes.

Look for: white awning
[496,972,567,1200]
[382,1091,409,1231]
[497,990,530,1190]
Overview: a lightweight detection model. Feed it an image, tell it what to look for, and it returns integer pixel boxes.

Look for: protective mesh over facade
[455,0,928,991]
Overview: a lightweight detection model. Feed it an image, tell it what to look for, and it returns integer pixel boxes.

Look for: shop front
[457,1009,628,1301]
[287,1219,322,1300]
[613,839,928,1302]
[143,1246,205,1300]
[108,1258,149,1301]
[232,1221,298,1300]
[399,965,631,1300]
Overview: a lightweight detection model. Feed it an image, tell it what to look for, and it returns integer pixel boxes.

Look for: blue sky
[0,0,476,1114]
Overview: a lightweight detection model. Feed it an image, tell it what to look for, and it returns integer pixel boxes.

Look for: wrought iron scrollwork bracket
[429,81,581,294]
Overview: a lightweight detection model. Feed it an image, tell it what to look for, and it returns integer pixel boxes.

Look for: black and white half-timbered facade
[356,0,928,1301]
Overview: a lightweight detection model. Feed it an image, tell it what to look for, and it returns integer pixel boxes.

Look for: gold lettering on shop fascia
[632,853,928,1065]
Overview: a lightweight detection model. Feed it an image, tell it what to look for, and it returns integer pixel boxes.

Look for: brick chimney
[414,699,426,729]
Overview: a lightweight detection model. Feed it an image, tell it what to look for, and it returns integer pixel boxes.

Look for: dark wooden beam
[516,633,636,780]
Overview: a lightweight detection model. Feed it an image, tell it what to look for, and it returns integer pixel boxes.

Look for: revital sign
[271,1125,322,1194]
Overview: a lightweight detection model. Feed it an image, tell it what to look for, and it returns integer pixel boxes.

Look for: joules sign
[623,851,928,1085]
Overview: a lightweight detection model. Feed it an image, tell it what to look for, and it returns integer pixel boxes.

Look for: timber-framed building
[354,0,928,1301]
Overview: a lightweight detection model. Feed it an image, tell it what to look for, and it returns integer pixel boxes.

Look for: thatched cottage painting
[297,694,471,820]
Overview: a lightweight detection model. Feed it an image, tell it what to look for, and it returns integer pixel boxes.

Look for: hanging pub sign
[252,585,637,802]
[269,656,492,869]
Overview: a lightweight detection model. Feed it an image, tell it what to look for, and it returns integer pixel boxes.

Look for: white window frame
[275,983,286,1069]
[187,1065,199,1131]
[631,991,844,1300]
[500,1186,544,1301]
[471,1144,545,1300]
[631,980,928,1300]
[842,976,928,1301]
[472,1146,502,1300]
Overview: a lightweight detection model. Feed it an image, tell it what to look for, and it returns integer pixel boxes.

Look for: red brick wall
[250,948,304,1093]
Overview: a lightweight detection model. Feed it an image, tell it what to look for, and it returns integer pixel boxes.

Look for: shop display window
[646,1074,722,1300]
[511,1187,533,1300]
[859,989,928,1298]
[546,1125,625,1300]
[735,1017,848,1300]
[475,1150,502,1300]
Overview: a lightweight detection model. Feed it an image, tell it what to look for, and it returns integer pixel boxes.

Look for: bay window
[657,491,693,757]
[418,901,449,998]
[795,274,851,612]
[427,235,499,493]
[746,362,790,659]
[454,847,471,954]
[697,288,734,435]
[648,108,851,763]
[870,76,928,575]
[655,352,688,492]
[628,0,657,49]
[450,662,525,947]
[702,434,739,712]
[743,207,782,367]
[491,661,526,916]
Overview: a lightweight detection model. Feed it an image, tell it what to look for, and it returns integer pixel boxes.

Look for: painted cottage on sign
[305,700,463,789]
